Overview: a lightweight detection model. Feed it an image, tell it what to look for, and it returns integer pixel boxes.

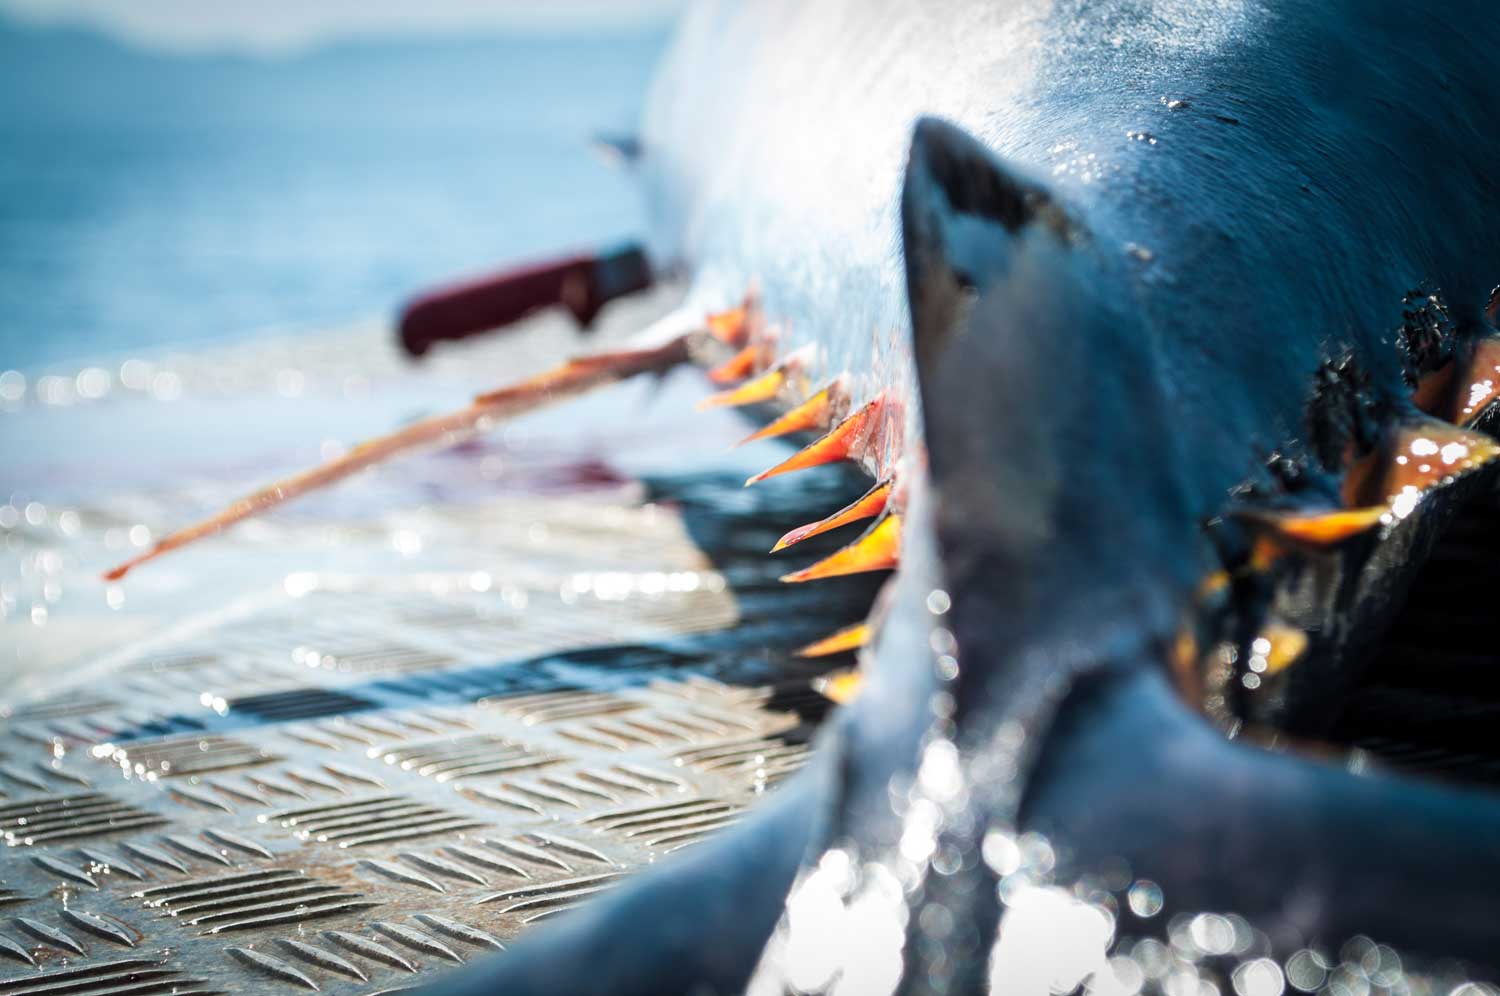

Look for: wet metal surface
[0,301,883,993]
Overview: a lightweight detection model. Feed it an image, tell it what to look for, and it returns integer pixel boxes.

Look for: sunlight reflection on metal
[988,885,1114,995]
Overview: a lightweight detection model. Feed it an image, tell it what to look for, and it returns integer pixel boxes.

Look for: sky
[0,0,684,53]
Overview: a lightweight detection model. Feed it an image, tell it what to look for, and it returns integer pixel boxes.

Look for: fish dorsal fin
[901,117,1073,377]
[899,118,1090,530]
[899,117,1185,608]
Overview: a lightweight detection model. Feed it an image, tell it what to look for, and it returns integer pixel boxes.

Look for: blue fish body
[381,2,1500,991]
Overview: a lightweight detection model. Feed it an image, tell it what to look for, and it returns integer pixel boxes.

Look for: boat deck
[0,294,879,992]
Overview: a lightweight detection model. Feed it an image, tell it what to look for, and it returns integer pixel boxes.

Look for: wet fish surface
[79,1,1500,993]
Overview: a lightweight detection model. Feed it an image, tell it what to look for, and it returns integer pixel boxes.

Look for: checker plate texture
[0,302,881,992]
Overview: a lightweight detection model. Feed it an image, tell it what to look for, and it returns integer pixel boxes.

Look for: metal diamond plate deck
[0,299,882,993]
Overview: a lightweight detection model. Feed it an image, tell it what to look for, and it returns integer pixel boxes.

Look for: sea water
[0,17,670,371]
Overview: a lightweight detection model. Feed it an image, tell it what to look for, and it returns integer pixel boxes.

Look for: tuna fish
[107,1,1500,991]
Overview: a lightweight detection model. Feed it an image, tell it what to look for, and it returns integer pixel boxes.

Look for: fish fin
[706,342,764,385]
[812,669,864,704]
[738,378,849,446]
[1224,414,1500,570]
[779,512,900,583]
[745,396,886,486]
[1342,415,1500,508]
[901,117,1176,612]
[698,346,812,411]
[1252,621,1309,677]
[1417,334,1500,427]
[1024,667,1500,967]
[900,115,1107,515]
[1232,504,1389,556]
[796,622,871,658]
[902,116,1074,377]
[1449,335,1500,426]
[706,303,752,347]
[772,479,893,552]
[697,366,786,410]
[590,132,642,167]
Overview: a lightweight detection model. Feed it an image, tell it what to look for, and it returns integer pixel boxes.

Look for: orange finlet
[1246,505,1389,552]
[1452,336,1500,426]
[1411,336,1500,426]
[707,342,766,385]
[738,380,847,446]
[1254,623,1309,677]
[1343,416,1500,510]
[813,669,864,704]
[780,513,901,583]
[1196,569,1231,599]
[773,479,893,552]
[705,305,749,346]
[797,622,871,658]
[697,366,786,411]
[1231,415,1500,571]
[104,336,692,581]
[745,395,884,486]
[1170,626,1203,707]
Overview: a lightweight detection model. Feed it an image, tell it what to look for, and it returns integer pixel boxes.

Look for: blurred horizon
[0,9,675,370]
[0,0,682,55]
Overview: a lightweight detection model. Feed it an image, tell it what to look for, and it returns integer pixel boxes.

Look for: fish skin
[434,1,1500,991]
[1024,667,1500,966]
[890,4,1500,982]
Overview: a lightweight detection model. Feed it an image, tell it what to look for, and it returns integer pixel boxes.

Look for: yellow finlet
[813,669,864,704]
[1254,622,1309,677]
[796,622,871,658]
[1449,336,1500,427]
[697,366,787,410]
[1245,505,1389,553]
[1343,416,1500,509]
[1170,626,1203,707]
[706,342,766,385]
[1230,414,1499,574]
[780,513,901,583]
[738,380,847,446]
[746,395,885,486]
[773,479,893,552]
[705,305,749,346]
[1196,569,1231,599]
[1410,329,1498,427]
